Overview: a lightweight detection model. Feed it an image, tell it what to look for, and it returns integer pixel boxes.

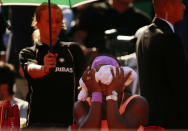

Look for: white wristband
[106,91,118,101]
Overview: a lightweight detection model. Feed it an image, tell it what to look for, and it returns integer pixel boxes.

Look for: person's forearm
[27,63,48,79]
[106,100,141,129]
[106,100,129,129]
[79,92,103,129]
[79,102,102,129]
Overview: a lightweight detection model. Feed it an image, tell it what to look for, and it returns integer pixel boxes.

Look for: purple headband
[91,56,120,69]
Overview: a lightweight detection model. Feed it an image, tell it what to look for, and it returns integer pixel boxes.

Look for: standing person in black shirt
[74,0,151,54]
[19,2,85,128]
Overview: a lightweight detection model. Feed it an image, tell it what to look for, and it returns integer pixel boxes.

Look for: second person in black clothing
[19,2,85,128]
[74,0,151,54]
[136,0,188,129]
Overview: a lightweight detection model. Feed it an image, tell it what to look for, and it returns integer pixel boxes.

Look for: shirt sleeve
[19,46,37,79]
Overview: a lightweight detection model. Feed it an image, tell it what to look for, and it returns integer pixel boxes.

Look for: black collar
[152,17,174,34]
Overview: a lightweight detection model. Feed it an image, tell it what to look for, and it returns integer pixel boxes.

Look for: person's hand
[82,66,102,95]
[103,67,132,96]
[43,52,58,73]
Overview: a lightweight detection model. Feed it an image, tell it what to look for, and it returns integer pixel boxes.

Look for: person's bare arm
[27,53,57,79]
[76,67,103,129]
[105,68,148,129]
[125,96,149,127]
[106,98,148,129]
[78,102,102,129]
[104,67,147,129]
[27,63,48,78]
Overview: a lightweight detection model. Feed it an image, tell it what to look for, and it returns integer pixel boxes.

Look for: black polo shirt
[19,41,85,127]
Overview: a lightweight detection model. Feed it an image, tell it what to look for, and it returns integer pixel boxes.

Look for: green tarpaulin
[1,0,97,7]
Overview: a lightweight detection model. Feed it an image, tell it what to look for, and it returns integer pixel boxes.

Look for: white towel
[78,65,137,101]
